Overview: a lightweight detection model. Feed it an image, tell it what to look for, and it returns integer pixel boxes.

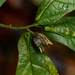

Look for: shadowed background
[0,0,75,75]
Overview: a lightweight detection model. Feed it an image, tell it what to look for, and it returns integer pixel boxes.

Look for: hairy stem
[0,23,39,30]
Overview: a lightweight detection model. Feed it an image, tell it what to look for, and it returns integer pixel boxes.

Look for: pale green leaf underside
[44,17,75,51]
[35,0,75,25]
[16,33,59,75]
[0,0,6,7]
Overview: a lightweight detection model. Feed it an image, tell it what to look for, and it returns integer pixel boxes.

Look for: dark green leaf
[35,0,75,25]
[44,17,75,51]
[16,32,59,75]
[0,0,6,7]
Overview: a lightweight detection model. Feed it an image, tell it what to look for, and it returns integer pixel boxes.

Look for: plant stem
[0,23,39,30]
[27,28,34,34]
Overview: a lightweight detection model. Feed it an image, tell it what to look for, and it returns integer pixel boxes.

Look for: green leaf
[0,0,6,7]
[43,17,75,51]
[16,32,59,75]
[35,0,75,25]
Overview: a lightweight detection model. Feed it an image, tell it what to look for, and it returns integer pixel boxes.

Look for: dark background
[0,0,75,75]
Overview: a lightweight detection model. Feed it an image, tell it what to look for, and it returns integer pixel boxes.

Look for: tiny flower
[32,32,53,53]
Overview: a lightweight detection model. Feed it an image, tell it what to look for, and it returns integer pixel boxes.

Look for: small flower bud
[32,32,53,53]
